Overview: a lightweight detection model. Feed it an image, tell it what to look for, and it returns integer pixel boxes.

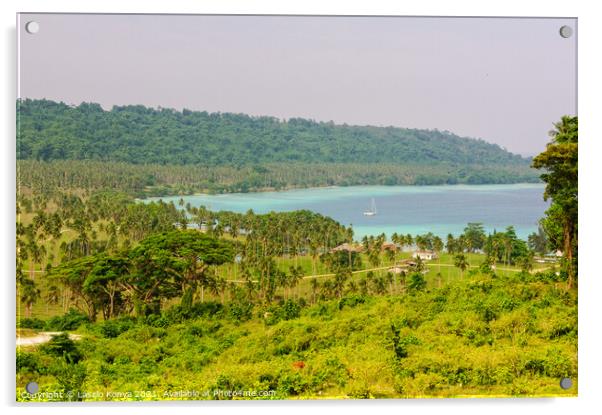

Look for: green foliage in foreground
[17,273,577,400]
[18,309,90,331]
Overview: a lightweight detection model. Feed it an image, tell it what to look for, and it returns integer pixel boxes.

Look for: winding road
[16,332,82,347]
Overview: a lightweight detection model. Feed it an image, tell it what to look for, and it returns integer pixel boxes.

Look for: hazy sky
[18,14,576,156]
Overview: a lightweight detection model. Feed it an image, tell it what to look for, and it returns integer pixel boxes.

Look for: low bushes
[16,275,577,399]
[45,309,90,331]
[17,309,89,331]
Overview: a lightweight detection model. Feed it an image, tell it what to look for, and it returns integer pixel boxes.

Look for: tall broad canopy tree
[49,255,102,320]
[463,223,486,253]
[483,226,529,267]
[532,115,578,288]
[83,253,131,320]
[126,230,235,315]
[527,225,549,255]
[49,230,235,319]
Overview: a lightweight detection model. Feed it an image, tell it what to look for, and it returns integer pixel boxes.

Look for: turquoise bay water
[146,184,548,241]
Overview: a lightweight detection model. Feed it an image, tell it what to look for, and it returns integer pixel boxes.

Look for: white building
[412,250,438,261]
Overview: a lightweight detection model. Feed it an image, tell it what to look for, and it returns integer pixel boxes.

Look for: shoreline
[142,181,544,200]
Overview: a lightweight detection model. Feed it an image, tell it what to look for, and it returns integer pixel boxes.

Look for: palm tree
[278,270,290,300]
[27,240,46,282]
[321,279,334,300]
[310,278,319,304]
[288,265,304,299]
[333,271,349,298]
[20,278,40,318]
[520,251,535,274]
[207,275,226,303]
[391,232,400,246]
[385,247,395,265]
[368,247,380,271]
[361,236,370,252]
[309,241,319,276]
[457,235,467,254]
[436,272,443,288]
[386,272,394,294]
[413,256,425,273]
[502,235,513,275]
[391,233,402,263]
[446,234,455,255]
[454,254,469,279]
[405,234,414,251]
[346,280,358,295]
[44,284,61,314]
[414,235,426,251]
[217,277,228,303]
[372,276,387,295]
[243,271,257,303]
[490,234,501,267]
[359,277,369,295]
[433,236,443,274]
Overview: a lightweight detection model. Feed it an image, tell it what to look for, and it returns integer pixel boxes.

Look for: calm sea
[145,184,548,241]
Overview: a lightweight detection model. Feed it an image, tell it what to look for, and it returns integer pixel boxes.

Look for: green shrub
[475,301,498,323]
[278,372,309,396]
[265,300,303,325]
[407,272,427,292]
[394,312,422,329]
[548,322,576,339]
[99,317,136,338]
[122,326,167,342]
[279,300,302,320]
[163,301,224,323]
[16,351,42,373]
[50,361,87,401]
[542,348,574,378]
[227,301,254,322]
[17,317,45,330]
[40,333,82,364]
[15,265,578,399]
[338,294,366,310]
[45,309,89,331]
[211,374,244,400]
[144,314,171,328]
[186,323,205,337]
[390,324,421,360]
[307,302,335,320]
[532,269,566,283]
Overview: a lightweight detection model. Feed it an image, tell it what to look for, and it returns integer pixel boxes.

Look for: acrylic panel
[16,13,577,401]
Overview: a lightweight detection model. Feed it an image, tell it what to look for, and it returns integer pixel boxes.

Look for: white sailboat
[363,198,377,216]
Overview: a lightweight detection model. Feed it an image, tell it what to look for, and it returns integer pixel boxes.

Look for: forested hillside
[18,99,529,167]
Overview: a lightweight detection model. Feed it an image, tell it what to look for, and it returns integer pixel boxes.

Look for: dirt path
[225,262,550,283]
[16,332,82,347]
[424,263,550,274]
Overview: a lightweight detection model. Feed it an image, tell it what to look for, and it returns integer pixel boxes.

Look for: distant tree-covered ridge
[18,99,530,167]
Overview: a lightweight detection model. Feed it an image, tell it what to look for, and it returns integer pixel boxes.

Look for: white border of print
[2,1,600,415]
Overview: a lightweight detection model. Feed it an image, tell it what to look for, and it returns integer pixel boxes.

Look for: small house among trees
[331,243,364,253]
[381,242,400,251]
[412,250,438,261]
[388,259,419,274]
